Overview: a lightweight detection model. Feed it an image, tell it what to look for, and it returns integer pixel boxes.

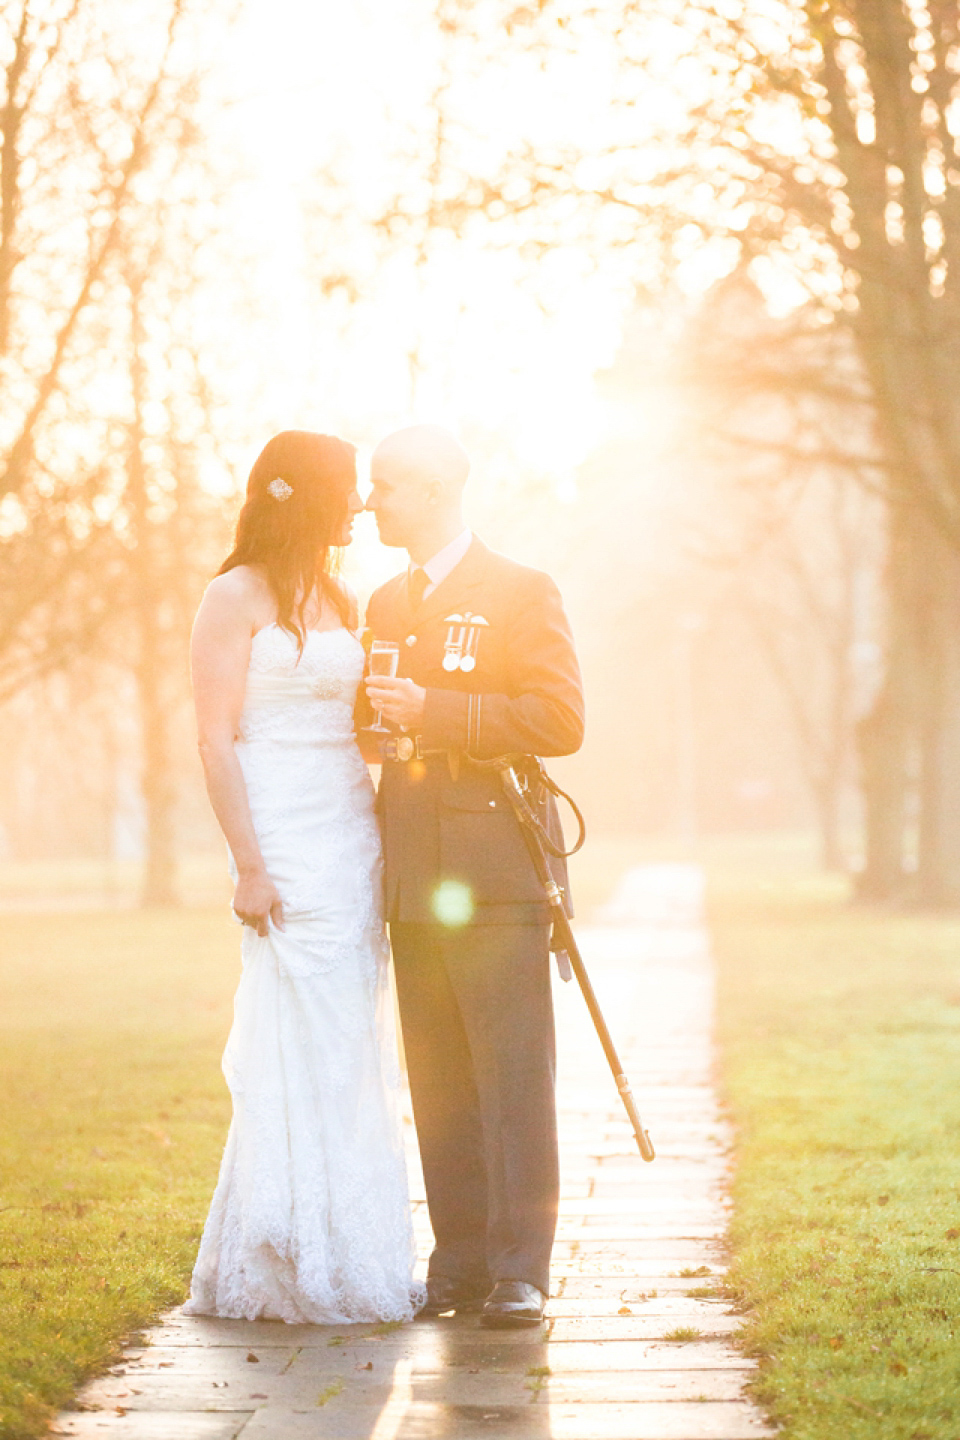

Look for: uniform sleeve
[420,569,585,759]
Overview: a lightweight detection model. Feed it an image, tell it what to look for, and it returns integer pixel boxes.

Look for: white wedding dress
[184,623,424,1325]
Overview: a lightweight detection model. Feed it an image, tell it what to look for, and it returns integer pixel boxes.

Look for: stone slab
[92,1364,757,1411]
[555,1225,727,1241]
[72,1369,535,1411]
[138,1320,740,1355]
[554,1173,731,1196]
[550,1257,727,1280]
[113,1337,756,1382]
[150,1314,355,1348]
[536,1371,756,1403]
[530,1403,774,1438]
[572,1144,728,1162]
[545,1296,733,1318]
[593,1163,732,1179]
[51,1413,249,1440]
[553,1276,726,1296]
[557,1194,727,1213]
[280,1339,758,1375]
[546,1316,741,1341]
[584,1185,730,1203]
[112,1348,300,1378]
[551,1239,727,1259]
[236,1400,773,1439]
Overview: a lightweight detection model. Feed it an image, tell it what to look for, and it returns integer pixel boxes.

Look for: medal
[442,612,490,671]
[442,613,466,670]
[460,614,489,671]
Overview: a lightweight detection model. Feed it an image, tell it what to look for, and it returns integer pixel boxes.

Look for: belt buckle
[382,735,417,762]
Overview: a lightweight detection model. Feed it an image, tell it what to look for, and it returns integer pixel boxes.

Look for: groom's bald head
[367,425,470,555]
[372,425,470,492]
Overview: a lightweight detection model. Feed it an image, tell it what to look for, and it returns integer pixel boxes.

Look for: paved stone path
[53,865,773,1439]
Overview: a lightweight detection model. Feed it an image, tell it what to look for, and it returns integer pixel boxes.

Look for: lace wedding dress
[184,624,424,1325]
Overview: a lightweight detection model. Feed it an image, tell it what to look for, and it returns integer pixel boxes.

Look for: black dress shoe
[419,1275,488,1317]
[480,1280,547,1329]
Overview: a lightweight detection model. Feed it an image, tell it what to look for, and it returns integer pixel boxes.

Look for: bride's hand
[233,868,285,937]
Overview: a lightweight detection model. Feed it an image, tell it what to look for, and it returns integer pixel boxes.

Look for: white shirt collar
[411,528,473,598]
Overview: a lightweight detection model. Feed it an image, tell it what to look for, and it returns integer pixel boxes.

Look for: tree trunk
[854,507,917,900]
[128,280,178,907]
[136,602,178,906]
[916,542,960,905]
[855,688,911,898]
[813,771,845,873]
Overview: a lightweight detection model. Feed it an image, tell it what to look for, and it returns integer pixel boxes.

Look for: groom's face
[367,455,431,549]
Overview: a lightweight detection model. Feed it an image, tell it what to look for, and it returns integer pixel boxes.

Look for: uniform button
[405,634,417,647]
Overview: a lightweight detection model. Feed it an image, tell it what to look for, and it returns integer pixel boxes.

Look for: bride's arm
[335,578,381,763]
[191,573,284,937]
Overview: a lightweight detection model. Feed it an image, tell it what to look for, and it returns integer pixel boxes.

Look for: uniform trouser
[390,920,559,1298]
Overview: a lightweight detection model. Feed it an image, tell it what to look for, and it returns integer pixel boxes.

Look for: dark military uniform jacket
[364,536,585,926]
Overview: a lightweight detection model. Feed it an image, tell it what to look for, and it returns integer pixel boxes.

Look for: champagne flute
[365,639,400,734]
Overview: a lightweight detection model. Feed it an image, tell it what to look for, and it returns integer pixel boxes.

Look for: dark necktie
[408,566,429,611]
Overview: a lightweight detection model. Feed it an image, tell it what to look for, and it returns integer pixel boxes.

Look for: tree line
[4,0,958,905]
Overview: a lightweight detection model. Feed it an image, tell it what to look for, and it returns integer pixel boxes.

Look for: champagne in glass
[366,639,400,733]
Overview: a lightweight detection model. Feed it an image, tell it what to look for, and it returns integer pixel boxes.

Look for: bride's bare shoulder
[197,566,271,630]
[206,563,268,598]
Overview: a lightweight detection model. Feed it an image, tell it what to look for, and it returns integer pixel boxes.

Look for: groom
[364,425,585,1328]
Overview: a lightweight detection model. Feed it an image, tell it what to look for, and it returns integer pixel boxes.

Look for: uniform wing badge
[442,612,490,672]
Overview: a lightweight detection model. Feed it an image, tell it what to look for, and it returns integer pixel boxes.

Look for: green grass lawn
[0,908,237,1440]
[712,875,960,1440]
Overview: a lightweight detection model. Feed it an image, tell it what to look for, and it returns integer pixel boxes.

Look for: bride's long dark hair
[218,430,356,649]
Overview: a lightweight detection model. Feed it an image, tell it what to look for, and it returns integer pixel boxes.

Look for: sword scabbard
[496,760,656,1164]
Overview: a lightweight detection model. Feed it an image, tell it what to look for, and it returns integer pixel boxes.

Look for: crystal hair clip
[267,477,293,502]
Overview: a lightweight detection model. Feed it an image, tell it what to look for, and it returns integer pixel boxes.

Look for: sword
[494,759,655,1163]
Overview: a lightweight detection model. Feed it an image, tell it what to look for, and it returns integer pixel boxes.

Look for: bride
[184,429,423,1325]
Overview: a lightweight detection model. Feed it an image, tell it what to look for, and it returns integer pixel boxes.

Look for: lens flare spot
[431,880,474,927]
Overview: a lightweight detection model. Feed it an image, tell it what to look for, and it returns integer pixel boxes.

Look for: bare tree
[373,0,960,901]
[0,0,244,902]
[0,0,198,688]
[668,275,884,869]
